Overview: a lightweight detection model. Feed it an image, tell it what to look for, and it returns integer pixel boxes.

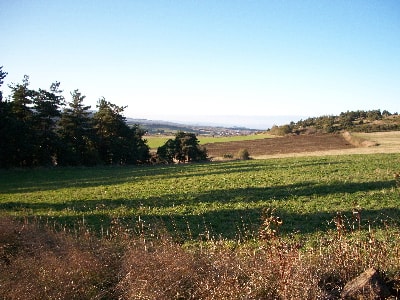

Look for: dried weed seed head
[352,205,362,231]
[333,212,346,238]
[259,207,283,241]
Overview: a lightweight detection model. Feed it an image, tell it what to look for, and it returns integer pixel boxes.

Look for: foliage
[0,66,7,102]
[93,98,150,165]
[1,215,400,299]
[156,138,177,163]
[0,73,150,167]
[0,217,121,299]
[32,82,65,165]
[57,90,99,166]
[157,131,208,163]
[269,109,400,135]
[1,75,36,167]
[269,124,293,136]
[237,148,250,160]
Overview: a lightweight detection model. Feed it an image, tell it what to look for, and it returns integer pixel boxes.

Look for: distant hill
[268,110,400,135]
[125,110,400,137]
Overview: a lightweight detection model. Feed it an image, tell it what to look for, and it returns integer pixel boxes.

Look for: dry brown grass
[1,216,400,299]
[342,131,379,148]
[0,217,122,299]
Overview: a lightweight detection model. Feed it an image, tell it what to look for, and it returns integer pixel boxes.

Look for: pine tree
[7,76,37,166]
[0,66,7,102]
[57,90,98,165]
[0,66,12,167]
[93,98,149,164]
[32,82,65,165]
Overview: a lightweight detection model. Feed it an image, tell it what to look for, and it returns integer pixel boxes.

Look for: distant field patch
[145,135,175,149]
[204,133,356,159]
[198,133,273,144]
[146,133,273,149]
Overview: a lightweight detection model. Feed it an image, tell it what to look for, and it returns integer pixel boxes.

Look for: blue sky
[1,1,399,128]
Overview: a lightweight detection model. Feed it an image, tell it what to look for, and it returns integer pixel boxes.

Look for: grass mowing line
[1,153,400,241]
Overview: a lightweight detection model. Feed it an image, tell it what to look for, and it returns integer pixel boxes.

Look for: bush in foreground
[1,216,400,299]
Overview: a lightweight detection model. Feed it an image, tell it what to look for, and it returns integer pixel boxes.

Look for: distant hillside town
[126,118,261,136]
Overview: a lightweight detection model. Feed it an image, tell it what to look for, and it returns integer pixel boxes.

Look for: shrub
[269,124,293,136]
[237,148,250,160]
[222,153,233,159]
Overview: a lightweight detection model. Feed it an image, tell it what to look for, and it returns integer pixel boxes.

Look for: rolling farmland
[2,132,400,299]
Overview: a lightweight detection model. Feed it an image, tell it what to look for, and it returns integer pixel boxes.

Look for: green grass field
[1,153,399,240]
[145,133,273,149]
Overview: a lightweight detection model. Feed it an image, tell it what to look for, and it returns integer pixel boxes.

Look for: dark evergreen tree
[126,124,150,164]
[32,82,65,165]
[157,138,178,163]
[157,131,207,163]
[57,90,99,165]
[0,66,7,102]
[0,67,11,167]
[6,76,37,166]
[92,98,149,164]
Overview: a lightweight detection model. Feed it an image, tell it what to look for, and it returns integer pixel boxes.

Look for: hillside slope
[204,131,400,160]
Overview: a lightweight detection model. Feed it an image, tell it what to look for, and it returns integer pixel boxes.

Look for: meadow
[1,153,400,299]
[1,153,399,240]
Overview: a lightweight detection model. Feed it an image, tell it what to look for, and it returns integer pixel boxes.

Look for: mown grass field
[1,153,399,241]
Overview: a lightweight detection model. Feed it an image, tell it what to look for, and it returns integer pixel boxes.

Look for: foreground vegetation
[1,216,400,299]
[1,153,400,298]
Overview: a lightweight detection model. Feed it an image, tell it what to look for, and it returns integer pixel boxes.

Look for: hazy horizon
[130,114,307,130]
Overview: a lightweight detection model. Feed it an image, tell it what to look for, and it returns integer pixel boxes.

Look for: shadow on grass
[0,158,351,194]
[1,179,394,210]
[11,207,400,241]
[0,161,272,193]
[2,179,398,239]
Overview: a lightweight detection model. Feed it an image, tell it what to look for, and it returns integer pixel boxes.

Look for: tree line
[0,67,207,168]
[269,109,399,136]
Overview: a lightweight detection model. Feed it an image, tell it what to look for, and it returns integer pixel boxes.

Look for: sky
[1,0,399,129]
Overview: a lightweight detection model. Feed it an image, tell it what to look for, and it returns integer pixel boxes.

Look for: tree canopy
[0,70,151,167]
[157,131,207,163]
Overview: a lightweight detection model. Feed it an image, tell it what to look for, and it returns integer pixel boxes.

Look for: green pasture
[145,135,174,149]
[145,133,273,149]
[197,133,273,144]
[1,153,399,240]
